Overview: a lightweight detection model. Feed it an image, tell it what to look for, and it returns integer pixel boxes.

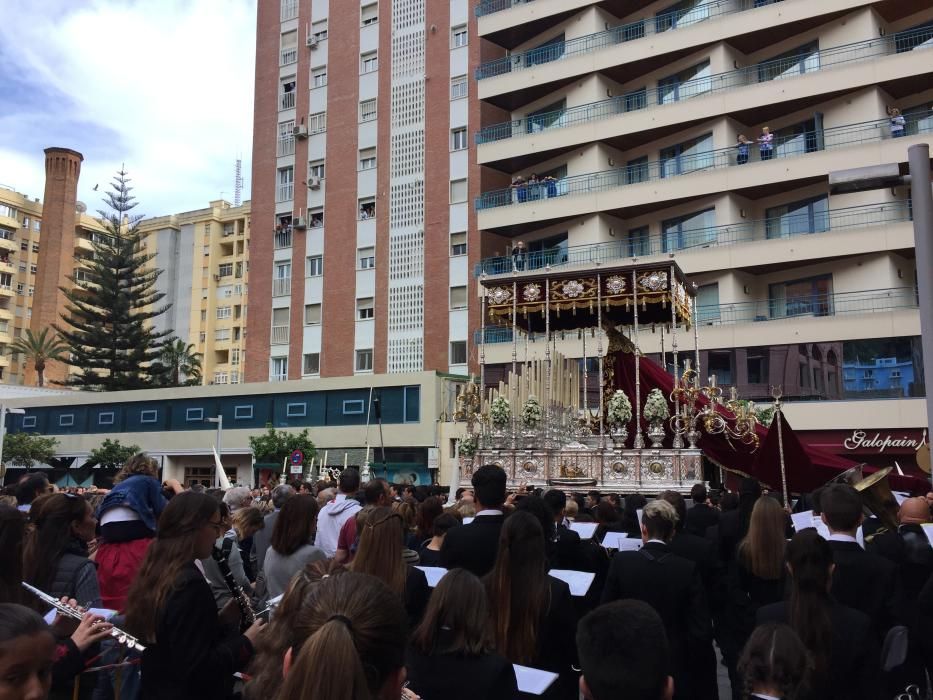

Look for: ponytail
[279,619,370,700]
[786,531,833,683]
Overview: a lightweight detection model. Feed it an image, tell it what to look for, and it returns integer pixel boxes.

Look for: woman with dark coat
[407,569,517,699]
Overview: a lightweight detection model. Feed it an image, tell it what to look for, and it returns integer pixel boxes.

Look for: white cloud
[0,0,256,217]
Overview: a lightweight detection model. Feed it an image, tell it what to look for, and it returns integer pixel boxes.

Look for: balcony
[475,287,918,343]
[274,229,292,249]
[272,278,291,297]
[476,25,933,145]
[270,325,289,345]
[475,200,911,276]
[280,0,298,21]
[476,0,781,78]
[280,91,296,111]
[277,183,294,202]
[475,114,932,213]
[280,47,298,66]
[0,229,15,251]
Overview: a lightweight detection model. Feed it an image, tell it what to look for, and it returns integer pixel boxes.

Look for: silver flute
[21,582,146,652]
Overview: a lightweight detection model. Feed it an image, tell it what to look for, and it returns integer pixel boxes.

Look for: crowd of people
[1,459,932,700]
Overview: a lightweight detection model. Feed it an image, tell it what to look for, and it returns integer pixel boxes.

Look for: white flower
[490,396,512,427]
[643,388,670,423]
[458,434,478,457]
[607,390,632,427]
[521,396,542,428]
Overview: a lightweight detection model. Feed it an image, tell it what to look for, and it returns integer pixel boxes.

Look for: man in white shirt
[314,468,361,557]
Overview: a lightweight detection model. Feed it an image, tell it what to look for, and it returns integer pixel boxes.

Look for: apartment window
[359,148,376,170]
[769,275,832,319]
[29,264,36,274]
[277,166,294,202]
[22,416,37,429]
[709,351,733,385]
[218,263,233,277]
[306,255,323,276]
[450,285,467,310]
[357,297,374,320]
[355,350,373,372]
[303,353,320,375]
[450,340,467,365]
[758,42,819,83]
[657,60,711,104]
[286,402,307,418]
[625,226,650,256]
[449,179,468,203]
[451,75,467,99]
[661,208,715,252]
[216,306,232,320]
[280,79,296,110]
[450,231,467,256]
[451,128,468,151]
[31,242,39,252]
[359,98,377,122]
[696,283,720,323]
[273,262,291,296]
[215,328,231,341]
[0,273,11,290]
[358,247,375,269]
[747,351,769,384]
[234,405,253,420]
[360,51,378,74]
[343,399,366,414]
[309,160,325,180]
[19,242,27,251]
[311,66,327,88]
[659,133,713,178]
[140,410,158,424]
[311,20,328,41]
[309,112,326,134]
[304,303,322,325]
[231,348,240,365]
[186,408,205,422]
[270,357,288,382]
[15,283,23,295]
[271,308,290,345]
[280,30,298,66]
[765,196,829,239]
[309,208,324,228]
[280,0,298,21]
[361,2,378,25]
[451,25,467,47]
[59,414,75,427]
[358,198,375,220]
[98,412,115,426]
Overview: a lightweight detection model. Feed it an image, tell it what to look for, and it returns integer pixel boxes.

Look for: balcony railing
[475,200,911,276]
[476,0,780,76]
[277,183,294,202]
[271,326,289,345]
[277,135,295,157]
[476,25,933,143]
[281,47,298,66]
[475,287,918,343]
[280,91,296,111]
[0,229,14,241]
[475,114,932,211]
[280,0,298,21]
[274,230,292,249]
[272,278,291,297]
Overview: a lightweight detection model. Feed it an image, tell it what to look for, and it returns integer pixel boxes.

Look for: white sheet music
[569,522,598,539]
[513,665,559,695]
[921,524,933,549]
[602,532,643,550]
[414,566,448,588]
[462,516,475,524]
[548,569,595,596]
[791,510,814,532]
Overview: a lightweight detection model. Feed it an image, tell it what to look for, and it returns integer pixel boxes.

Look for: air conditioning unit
[293,217,308,229]
[213,274,221,281]
[293,124,308,139]
[306,35,319,48]
[308,176,321,190]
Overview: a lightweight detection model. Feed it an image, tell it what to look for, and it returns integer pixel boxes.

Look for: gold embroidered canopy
[481,262,694,333]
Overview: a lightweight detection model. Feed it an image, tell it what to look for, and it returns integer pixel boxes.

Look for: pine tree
[55,169,172,390]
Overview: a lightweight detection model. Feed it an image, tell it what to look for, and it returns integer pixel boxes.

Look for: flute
[21,582,146,652]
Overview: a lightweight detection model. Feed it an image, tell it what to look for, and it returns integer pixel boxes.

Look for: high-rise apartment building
[248,0,474,381]
[471,1,932,471]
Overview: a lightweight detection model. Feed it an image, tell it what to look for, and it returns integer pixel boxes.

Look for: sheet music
[548,569,595,596]
[462,516,475,524]
[601,532,643,550]
[637,509,643,525]
[791,510,814,532]
[513,665,559,695]
[893,492,909,506]
[414,566,448,588]
[921,523,933,549]
[569,522,598,539]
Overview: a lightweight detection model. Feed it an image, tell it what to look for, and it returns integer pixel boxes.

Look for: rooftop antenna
[234,157,243,207]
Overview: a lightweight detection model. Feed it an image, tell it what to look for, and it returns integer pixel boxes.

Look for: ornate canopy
[481,262,694,333]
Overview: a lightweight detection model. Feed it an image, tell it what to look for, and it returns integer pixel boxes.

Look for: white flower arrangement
[521,395,543,429]
[643,388,670,424]
[458,434,478,457]
[606,390,632,427]
[490,395,512,428]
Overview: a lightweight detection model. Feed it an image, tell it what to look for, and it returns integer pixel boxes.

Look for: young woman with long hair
[407,569,517,700]
[413,496,443,545]
[350,506,429,625]
[737,623,811,700]
[0,504,26,605]
[756,530,878,700]
[485,511,578,698]
[124,492,262,700]
[275,571,409,700]
[22,494,100,608]
[263,494,326,598]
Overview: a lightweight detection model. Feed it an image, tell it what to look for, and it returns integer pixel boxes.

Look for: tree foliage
[55,169,172,391]
[151,338,203,387]
[249,425,316,466]
[85,438,141,470]
[7,328,68,387]
[2,432,59,468]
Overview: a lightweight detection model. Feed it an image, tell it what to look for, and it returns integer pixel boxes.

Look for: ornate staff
[771,385,789,507]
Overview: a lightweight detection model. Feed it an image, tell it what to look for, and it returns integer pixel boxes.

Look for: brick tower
[27,147,83,386]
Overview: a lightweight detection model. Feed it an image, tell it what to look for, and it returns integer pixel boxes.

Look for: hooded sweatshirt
[314,494,362,557]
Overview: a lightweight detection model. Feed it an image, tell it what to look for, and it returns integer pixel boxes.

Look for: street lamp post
[0,406,26,483]
[206,416,224,486]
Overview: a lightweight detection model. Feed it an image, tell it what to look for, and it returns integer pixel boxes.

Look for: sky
[0,0,257,218]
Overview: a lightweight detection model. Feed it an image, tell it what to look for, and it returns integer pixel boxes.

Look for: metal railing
[281,47,298,66]
[0,230,14,241]
[476,0,780,77]
[277,136,295,157]
[475,113,932,211]
[280,91,296,111]
[274,230,292,249]
[280,0,298,21]
[271,326,290,345]
[272,278,291,297]
[476,25,933,143]
[277,183,294,202]
[475,200,911,275]
[475,287,918,342]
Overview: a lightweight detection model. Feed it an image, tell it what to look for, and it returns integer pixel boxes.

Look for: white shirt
[475,509,503,517]
[646,539,667,546]
[827,533,857,543]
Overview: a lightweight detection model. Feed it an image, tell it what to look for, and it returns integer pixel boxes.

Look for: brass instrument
[853,466,899,533]
[21,582,146,651]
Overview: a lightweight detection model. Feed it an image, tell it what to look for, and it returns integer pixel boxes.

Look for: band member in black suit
[601,499,712,700]
[685,484,720,538]
[440,464,507,576]
[820,484,901,641]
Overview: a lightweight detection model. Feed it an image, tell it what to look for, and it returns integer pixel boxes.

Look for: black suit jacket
[406,647,517,700]
[685,503,720,538]
[440,513,504,577]
[549,525,584,571]
[828,539,900,639]
[757,600,879,700]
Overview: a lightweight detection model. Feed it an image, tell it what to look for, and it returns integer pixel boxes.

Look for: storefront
[797,428,931,480]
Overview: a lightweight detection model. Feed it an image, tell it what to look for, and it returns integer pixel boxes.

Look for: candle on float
[323,451,329,468]
[344,453,348,469]
[709,375,716,388]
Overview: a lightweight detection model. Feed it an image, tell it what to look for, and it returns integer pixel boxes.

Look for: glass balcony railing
[474,287,918,343]
[475,200,912,276]
[475,113,932,211]
[476,0,780,76]
[476,25,933,143]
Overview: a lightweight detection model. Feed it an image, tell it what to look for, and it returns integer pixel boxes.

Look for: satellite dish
[75,201,87,213]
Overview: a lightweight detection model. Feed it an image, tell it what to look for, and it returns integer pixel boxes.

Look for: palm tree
[8,328,69,387]
[159,339,203,386]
